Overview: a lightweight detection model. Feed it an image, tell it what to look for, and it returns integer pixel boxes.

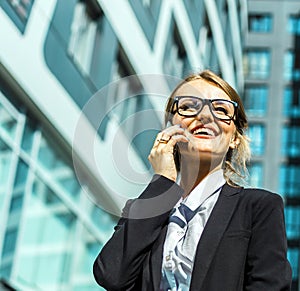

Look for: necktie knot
[168,203,202,229]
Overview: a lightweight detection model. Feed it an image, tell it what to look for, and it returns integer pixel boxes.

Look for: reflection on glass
[283,87,300,118]
[248,125,265,156]
[78,229,101,275]
[244,86,268,116]
[72,227,103,290]
[285,206,300,239]
[248,14,273,33]
[279,165,300,197]
[0,138,13,210]
[21,119,35,153]
[0,101,17,140]
[19,176,76,289]
[32,177,61,206]
[287,15,300,35]
[13,159,29,189]
[38,134,81,199]
[281,126,300,157]
[284,51,294,81]
[248,162,263,187]
[244,50,270,79]
[2,228,18,257]
[287,248,299,280]
[91,205,116,235]
[0,90,117,290]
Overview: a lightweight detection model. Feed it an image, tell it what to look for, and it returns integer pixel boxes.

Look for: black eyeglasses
[172,96,238,121]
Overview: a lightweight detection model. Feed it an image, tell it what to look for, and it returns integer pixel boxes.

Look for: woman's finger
[154,125,187,147]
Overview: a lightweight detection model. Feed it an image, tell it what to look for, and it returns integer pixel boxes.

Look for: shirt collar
[182,169,226,211]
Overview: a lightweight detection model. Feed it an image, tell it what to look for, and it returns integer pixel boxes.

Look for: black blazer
[93,175,292,291]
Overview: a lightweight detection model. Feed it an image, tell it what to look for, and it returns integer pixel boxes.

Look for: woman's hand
[148,125,189,182]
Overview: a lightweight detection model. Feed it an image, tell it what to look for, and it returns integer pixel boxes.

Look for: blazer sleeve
[244,192,292,291]
[93,175,183,291]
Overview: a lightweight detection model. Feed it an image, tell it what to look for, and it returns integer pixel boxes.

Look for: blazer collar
[190,183,242,290]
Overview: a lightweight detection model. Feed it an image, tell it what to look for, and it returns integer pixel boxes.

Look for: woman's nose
[195,104,213,122]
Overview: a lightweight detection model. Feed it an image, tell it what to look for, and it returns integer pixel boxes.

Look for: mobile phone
[173,143,181,171]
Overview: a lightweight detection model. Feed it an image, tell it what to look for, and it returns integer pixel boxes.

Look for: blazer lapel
[150,224,168,290]
[190,184,242,290]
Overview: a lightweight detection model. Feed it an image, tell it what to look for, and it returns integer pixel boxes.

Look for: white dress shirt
[160,170,226,291]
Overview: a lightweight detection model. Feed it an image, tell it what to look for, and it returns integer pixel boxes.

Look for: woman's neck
[179,156,223,198]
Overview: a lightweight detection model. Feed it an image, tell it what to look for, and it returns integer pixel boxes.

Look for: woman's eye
[214,106,228,115]
[180,100,199,109]
[180,102,197,110]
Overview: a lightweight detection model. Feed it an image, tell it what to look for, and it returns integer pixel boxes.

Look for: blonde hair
[164,70,251,186]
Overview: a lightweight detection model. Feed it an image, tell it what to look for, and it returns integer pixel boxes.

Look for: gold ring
[157,138,169,144]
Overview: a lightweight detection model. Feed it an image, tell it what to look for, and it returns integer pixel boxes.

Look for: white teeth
[192,128,214,136]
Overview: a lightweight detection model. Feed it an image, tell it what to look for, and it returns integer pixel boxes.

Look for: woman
[93,70,292,290]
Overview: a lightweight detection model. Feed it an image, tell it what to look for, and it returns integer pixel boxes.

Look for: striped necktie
[160,185,223,291]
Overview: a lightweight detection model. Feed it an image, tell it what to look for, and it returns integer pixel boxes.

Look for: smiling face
[171,79,239,166]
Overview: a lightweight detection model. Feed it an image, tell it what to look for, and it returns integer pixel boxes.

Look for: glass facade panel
[248,14,273,32]
[244,50,271,79]
[2,228,17,256]
[248,124,265,156]
[279,165,300,197]
[284,50,300,81]
[91,204,116,235]
[68,2,103,77]
[163,21,191,78]
[128,0,162,46]
[244,85,268,116]
[38,134,81,200]
[281,126,300,157]
[0,100,18,140]
[248,162,263,187]
[287,15,300,35]
[283,87,300,118]
[0,89,114,290]
[284,51,294,81]
[0,138,13,211]
[288,248,299,281]
[21,119,35,153]
[0,0,34,33]
[285,206,300,239]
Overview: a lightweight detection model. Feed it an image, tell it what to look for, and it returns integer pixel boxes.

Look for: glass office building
[244,0,300,289]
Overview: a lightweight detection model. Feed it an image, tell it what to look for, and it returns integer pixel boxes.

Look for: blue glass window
[287,15,300,35]
[283,87,300,118]
[163,20,191,78]
[128,0,162,46]
[284,51,300,81]
[244,85,268,116]
[248,124,265,156]
[248,162,263,187]
[0,138,13,211]
[281,126,300,157]
[68,2,104,77]
[2,228,18,256]
[38,133,81,199]
[285,206,300,239]
[244,50,271,79]
[249,14,273,32]
[0,0,35,33]
[21,119,35,153]
[284,51,293,81]
[0,86,114,290]
[288,248,299,281]
[279,165,300,197]
[0,100,18,140]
